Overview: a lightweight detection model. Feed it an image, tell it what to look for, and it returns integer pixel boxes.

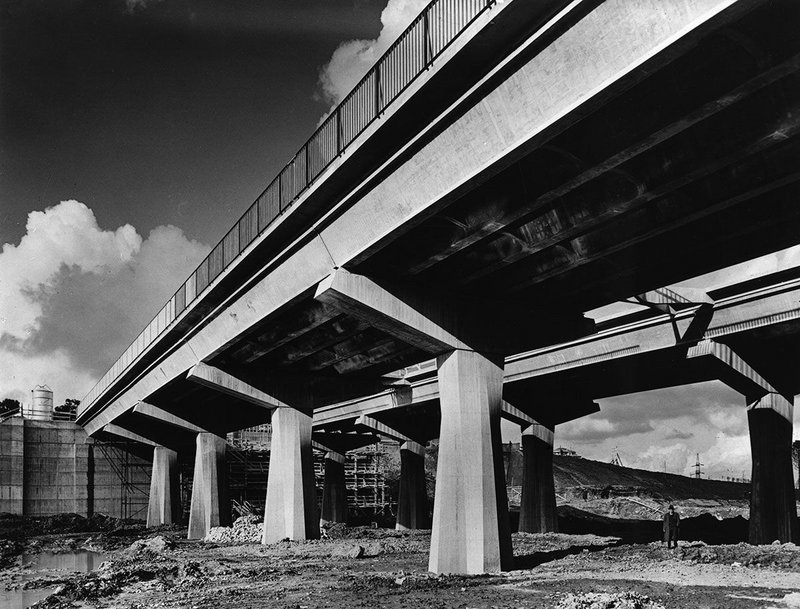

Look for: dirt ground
[4,515,800,609]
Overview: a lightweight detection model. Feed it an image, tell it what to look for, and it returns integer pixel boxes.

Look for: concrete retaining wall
[0,418,150,519]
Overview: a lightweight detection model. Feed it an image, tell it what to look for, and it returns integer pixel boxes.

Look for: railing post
[375,63,381,115]
[424,9,430,67]
[336,107,342,155]
[278,172,283,211]
[305,144,310,185]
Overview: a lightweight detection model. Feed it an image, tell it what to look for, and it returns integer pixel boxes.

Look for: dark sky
[0,0,385,246]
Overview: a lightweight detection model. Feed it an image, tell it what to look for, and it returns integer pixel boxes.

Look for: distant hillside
[551,455,750,501]
[503,448,750,502]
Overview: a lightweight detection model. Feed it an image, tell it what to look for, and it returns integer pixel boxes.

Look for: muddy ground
[3,514,800,609]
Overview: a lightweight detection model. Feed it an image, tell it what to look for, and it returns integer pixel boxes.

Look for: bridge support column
[321,451,347,525]
[748,394,797,544]
[147,446,181,527]
[429,349,512,574]
[519,424,557,534]
[263,408,319,543]
[188,433,229,539]
[396,441,428,530]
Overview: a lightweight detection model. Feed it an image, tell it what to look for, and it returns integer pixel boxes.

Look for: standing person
[663,504,680,549]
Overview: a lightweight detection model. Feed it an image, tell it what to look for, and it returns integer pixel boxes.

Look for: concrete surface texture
[429,350,512,574]
[188,433,230,539]
[262,408,319,543]
[321,452,347,524]
[519,426,558,534]
[0,418,150,519]
[72,0,800,575]
[747,399,798,544]
[147,447,181,527]
[396,442,428,530]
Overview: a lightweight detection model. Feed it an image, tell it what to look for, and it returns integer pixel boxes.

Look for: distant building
[553,446,580,457]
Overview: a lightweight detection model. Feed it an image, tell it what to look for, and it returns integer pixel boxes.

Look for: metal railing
[81,0,495,415]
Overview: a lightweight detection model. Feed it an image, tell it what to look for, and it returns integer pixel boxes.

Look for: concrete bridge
[76,0,800,574]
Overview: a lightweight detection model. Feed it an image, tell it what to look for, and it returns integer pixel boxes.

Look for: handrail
[80,0,496,415]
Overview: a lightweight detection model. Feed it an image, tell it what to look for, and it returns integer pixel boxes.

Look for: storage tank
[28,385,54,420]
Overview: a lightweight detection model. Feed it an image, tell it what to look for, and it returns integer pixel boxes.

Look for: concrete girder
[404,49,800,279]
[133,401,210,434]
[633,286,714,313]
[101,423,158,448]
[686,340,790,403]
[314,268,496,355]
[187,363,290,410]
[311,431,378,454]
[500,402,537,428]
[355,414,424,445]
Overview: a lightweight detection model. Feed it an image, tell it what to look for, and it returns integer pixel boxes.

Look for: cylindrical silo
[29,385,54,420]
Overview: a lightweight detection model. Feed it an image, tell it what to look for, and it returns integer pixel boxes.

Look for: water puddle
[20,550,109,575]
[0,587,56,609]
[1,550,110,609]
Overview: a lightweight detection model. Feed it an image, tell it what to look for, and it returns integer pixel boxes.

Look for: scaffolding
[93,440,150,521]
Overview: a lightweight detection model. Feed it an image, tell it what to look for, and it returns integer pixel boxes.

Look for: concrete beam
[500,402,537,428]
[687,340,788,402]
[634,286,713,312]
[187,362,289,410]
[133,402,210,434]
[102,424,158,447]
[522,423,555,446]
[355,414,421,444]
[314,268,481,355]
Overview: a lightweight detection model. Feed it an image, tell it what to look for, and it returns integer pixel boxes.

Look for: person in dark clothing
[663,504,680,549]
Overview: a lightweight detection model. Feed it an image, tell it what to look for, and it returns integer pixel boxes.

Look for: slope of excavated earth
[4,525,800,609]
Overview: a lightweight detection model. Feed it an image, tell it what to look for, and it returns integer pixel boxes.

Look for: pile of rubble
[204,515,262,544]
[557,591,666,609]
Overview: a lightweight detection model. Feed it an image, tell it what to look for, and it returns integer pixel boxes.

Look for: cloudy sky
[1,0,797,482]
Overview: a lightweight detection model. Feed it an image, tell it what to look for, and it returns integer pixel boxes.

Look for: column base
[428,350,512,574]
[188,433,229,540]
[519,426,557,534]
[748,405,797,544]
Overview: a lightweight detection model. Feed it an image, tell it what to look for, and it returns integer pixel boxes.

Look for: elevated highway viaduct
[314,267,800,548]
[76,0,800,573]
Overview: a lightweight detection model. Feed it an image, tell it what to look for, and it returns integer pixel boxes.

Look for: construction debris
[557,591,666,609]
[204,515,262,544]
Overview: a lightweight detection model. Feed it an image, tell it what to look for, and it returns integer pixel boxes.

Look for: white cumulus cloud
[317,0,429,109]
[0,200,208,407]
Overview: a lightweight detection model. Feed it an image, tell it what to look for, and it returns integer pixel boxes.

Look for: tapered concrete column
[321,451,347,524]
[396,441,428,530]
[147,446,182,527]
[188,433,229,539]
[263,408,319,543]
[748,394,797,544]
[429,349,512,574]
[519,424,557,533]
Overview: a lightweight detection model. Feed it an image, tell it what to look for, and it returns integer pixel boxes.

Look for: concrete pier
[518,424,557,534]
[147,446,181,527]
[321,451,347,524]
[396,441,428,530]
[263,408,319,543]
[748,395,797,544]
[188,433,229,539]
[429,349,512,574]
